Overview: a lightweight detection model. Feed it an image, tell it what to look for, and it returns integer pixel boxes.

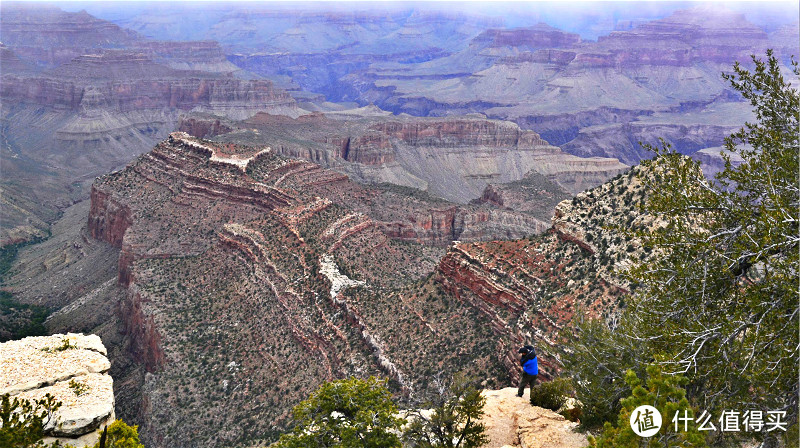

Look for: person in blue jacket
[516,345,538,398]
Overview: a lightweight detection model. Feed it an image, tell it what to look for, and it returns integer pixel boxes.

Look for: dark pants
[517,372,537,397]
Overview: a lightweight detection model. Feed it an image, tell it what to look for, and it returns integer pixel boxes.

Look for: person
[516,345,538,398]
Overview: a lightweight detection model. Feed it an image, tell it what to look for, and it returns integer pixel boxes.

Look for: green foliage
[92,420,145,448]
[588,365,707,448]
[0,393,61,448]
[560,316,649,428]
[274,376,404,448]
[529,378,572,412]
[40,338,76,353]
[0,240,49,342]
[68,379,89,397]
[563,52,799,446]
[629,50,799,428]
[403,374,489,448]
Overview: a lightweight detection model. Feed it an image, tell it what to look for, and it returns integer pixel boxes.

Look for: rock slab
[481,388,587,448]
[0,333,115,446]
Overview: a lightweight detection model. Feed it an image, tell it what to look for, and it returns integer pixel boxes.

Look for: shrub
[530,377,572,411]
[588,365,706,448]
[561,406,582,423]
[93,419,145,448]
[68,379,89,397]
[274,376,404,448]
[403,374,488,448]
[0,393,60,448]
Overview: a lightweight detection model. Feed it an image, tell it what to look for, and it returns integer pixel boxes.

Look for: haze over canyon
[0,1,797,447]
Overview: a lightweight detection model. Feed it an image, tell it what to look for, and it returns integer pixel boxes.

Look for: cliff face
[80,133,554,447]
[592,7,770,66]
[0,49,299,245]
[3,53,296,117]
[471,24,581,50]
[270,6,784,172]
[132,41,240,73]
[428,165,656,379]
[179,112,628,205]
[0,4,138,66]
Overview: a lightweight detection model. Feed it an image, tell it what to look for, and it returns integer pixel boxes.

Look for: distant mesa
[471,23,581,51]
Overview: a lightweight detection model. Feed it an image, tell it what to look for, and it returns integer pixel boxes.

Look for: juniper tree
[628,50,798,444]
[274,377,404,448]
[402,374,489,448]
[588,365,707,448]
[0,393,60,448]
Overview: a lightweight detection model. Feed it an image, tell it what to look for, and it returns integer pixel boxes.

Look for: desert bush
[529,377,572,412]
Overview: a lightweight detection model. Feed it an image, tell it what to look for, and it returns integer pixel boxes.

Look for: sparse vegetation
[565,51,799,446]
[529,378,572,412]
[403,374,489,448]
[40,338,77,353]
[68,379,90,397]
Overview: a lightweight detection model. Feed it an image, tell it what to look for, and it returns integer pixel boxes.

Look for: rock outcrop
[481,388,586,448]
[474,170,572,223]
[0,333,115,447]
[471,24,581,51]
[430,165,658,378]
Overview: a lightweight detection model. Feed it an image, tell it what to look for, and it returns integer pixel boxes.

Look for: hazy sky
[14,0,800,40]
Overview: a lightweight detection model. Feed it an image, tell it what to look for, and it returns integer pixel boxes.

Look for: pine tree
[627,50,798,444]
[589,365,707,448]
[274,377,404,448]
[402,374,489,448]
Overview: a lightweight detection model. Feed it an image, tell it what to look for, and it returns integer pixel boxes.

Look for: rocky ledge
[481,388,586,448]
[0,333,115,447]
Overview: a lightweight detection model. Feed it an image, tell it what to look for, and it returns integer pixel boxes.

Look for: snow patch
[319,254,365,299]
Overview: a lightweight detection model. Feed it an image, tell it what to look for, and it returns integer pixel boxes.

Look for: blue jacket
[521,351,538,376]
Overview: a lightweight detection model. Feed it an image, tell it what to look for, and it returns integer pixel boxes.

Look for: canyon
[1,3,796,447]
[229,7,792,169]
[178,111,627,204]
[0,5,300,245]
[6,133,653,447]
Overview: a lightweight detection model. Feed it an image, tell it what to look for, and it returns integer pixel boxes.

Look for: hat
[518,346,532,354]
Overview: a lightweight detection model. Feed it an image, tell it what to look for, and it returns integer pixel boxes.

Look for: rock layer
[78,133,555,446]
[180,112,628,204]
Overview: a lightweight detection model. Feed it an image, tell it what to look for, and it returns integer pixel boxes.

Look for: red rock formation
[121,287,166,373]
[178,116,233,139]
[328,134,396,165]
[88,187,132,248]
[2,52,297,115]
[369,119,552,149]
